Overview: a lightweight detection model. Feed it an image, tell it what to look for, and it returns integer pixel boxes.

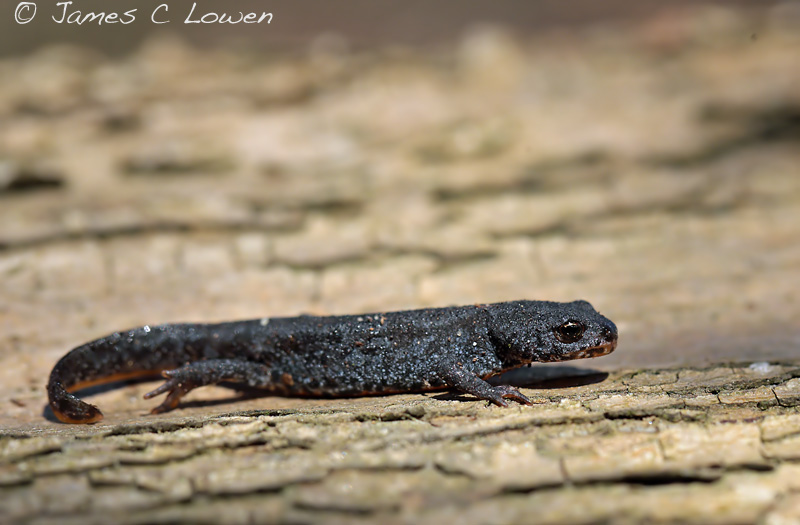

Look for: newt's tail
[47,325,197,424]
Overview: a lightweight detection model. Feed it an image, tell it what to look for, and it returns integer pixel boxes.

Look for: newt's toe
[144,370,197,414]
[491,385,532,406]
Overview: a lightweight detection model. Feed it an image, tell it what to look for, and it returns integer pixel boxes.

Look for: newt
[47,300,618,424]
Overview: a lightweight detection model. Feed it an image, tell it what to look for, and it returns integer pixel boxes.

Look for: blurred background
[0,0,783,56]
[1,0,799,426]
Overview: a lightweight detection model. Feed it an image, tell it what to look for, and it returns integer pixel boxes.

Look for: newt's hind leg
[144,359,271,414]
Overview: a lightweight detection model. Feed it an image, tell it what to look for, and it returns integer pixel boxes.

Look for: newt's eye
[555,320,585,343]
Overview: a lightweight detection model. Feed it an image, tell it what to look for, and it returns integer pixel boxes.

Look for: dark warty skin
[47,300,618,424]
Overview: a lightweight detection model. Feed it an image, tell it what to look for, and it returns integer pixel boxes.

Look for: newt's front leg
[440,365,532,407]
[144,359,271,414]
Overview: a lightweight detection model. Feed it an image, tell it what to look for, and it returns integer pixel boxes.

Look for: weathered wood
[1,6,799,523]
[2,363,800,524]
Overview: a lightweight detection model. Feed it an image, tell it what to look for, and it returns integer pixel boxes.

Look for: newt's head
[488,300,618,365]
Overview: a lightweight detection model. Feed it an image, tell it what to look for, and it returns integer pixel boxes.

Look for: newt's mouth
[567,340,617,360]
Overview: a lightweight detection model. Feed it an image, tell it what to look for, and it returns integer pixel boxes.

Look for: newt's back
[253,305,495,395]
